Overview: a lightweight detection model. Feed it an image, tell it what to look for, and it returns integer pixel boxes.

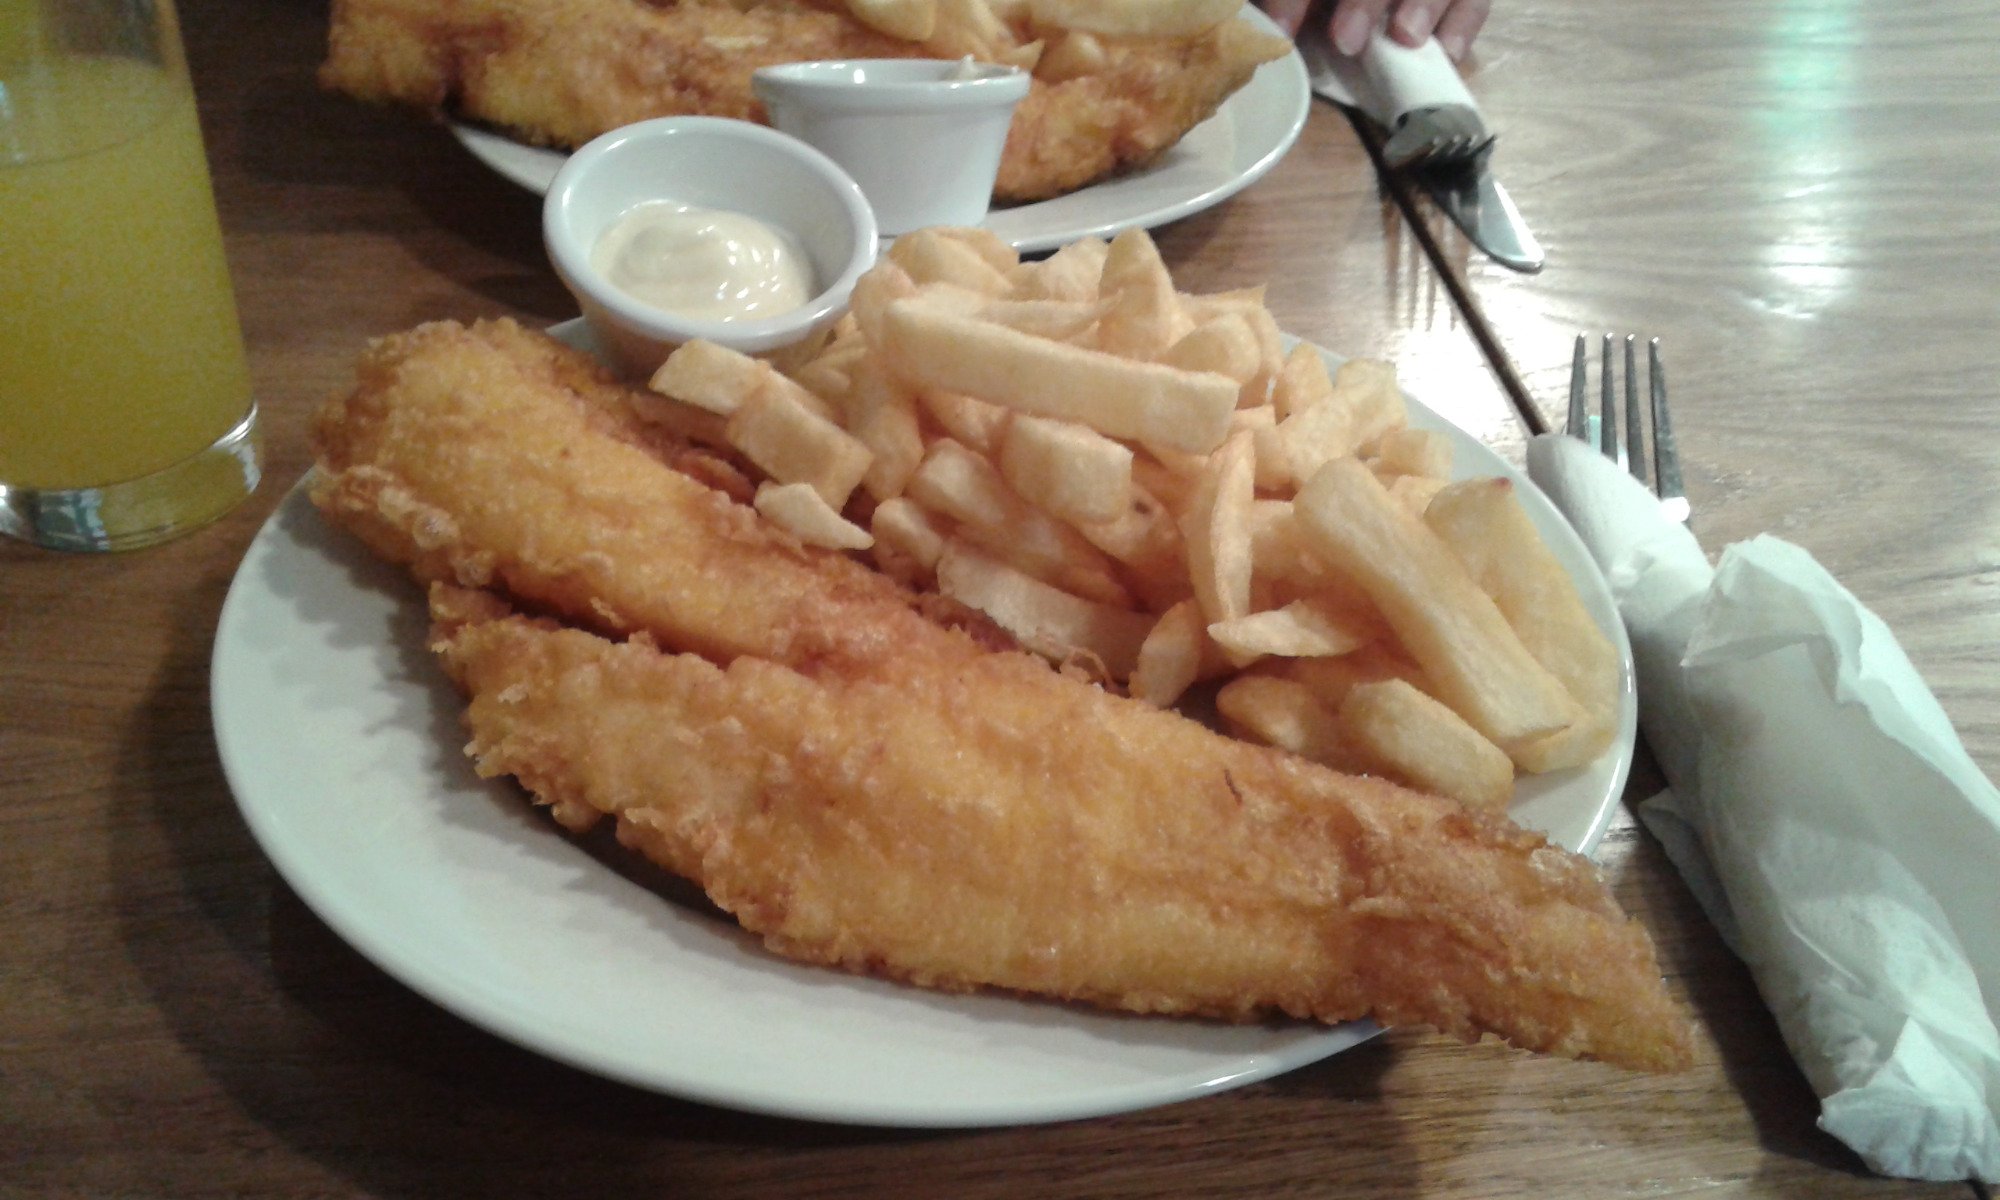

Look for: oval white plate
[211,322,1634,1128]
[449,10,1311,255]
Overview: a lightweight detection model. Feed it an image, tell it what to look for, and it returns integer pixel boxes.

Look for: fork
[1567,333,1690,524]
[1382,104,1495,173]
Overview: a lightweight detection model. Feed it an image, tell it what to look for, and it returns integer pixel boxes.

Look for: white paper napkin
[1525,432,2000,1184]
[1299,28,1480,134]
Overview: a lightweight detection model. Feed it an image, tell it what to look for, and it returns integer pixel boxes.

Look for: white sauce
[591,202,815,322]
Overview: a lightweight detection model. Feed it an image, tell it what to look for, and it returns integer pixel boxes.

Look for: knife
[1409,139,1544,274]
[1297,30,1545,274]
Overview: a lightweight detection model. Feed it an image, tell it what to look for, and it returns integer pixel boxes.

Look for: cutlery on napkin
[1299,29,1543,273]
[1526,432,2000,1184]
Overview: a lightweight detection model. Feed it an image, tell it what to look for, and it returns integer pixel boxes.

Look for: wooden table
[2,1,1990,1196]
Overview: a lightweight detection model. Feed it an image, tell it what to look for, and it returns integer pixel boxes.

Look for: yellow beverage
[1,2,256,519]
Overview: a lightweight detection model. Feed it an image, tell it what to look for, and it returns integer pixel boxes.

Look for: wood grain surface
[0,0,1989,1197]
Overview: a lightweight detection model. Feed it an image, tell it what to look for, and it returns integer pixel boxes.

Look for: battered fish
[310,319,1002,670]
[310,319,1695,1072]
[319,0,1290,202]
[431,586,1693,1070]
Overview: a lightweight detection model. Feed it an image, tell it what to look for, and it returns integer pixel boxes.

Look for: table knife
[1412,144,1544,274]
[1299,31,1545,274]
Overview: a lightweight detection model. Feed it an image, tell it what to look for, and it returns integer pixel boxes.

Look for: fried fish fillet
[430,586,1693,1070]
[311,319,1695,1071]
[319,0,1290,202]
[310,319,1000,671]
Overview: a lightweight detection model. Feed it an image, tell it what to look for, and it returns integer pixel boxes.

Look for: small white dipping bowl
[752,59,1030,235]
[543,116,878,375]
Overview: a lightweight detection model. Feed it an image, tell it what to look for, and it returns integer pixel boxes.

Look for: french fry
[789,347,862,405]
[1226,405,1293,492]
[1206,596,1369,660]
[1271,343,1335,419]
[1214,675,1369,772]
[972,296,1109,342]
[1241,306,1285,408]
[1071,482,1188,609]
[1011,236,1108,302]
[999,414,1133,526]
[725,382,874,510]
[849,259,918,348]
[1276,356,1411,482]
[753,482,873,550]
[1336,358,1407,447]
[1181,430,1256,631]
[1268,645,1431,709]
[648,339,763,417]
[1338,679,1516,811]
[870,496,950,585]
[919,389,1011,454]
[880,300,1238,453]
[1164,314,1264,406]
[1425,477,1621,772]
[844,0,936,40]
[907,439,1131,606]
[1369,426,1454,481]
[1292,458,1584,753]
[1129,598,1208,707]
[1385,472,1447,517]
[1096,229,1188,359]
[1130,455,1202,520]
[888,227,1013,294]
[937,541,1154,679]
[937,226,1020,274]
[846,357,926,501]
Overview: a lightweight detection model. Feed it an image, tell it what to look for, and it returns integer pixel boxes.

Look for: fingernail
[1439,31,1466,59]
[1333,6,1372,55]
[1393,1,1437,43]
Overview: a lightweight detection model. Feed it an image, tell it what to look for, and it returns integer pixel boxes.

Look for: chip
[1292,458,1584,752]
[937,541,1155,679]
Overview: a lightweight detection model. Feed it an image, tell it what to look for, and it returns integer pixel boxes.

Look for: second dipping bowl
[753,60,1030,235]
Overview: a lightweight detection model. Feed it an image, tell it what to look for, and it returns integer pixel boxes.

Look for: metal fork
[1382,104,1495,173]
[1567,333,1690,524]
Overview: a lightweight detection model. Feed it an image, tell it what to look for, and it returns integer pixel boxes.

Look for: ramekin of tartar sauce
[543,116,878,375]
[753,59,1030,235]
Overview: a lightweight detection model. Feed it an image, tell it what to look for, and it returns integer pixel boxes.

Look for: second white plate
[450,10,1311,254]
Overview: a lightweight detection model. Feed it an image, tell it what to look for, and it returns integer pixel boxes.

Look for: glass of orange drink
[1,0,260,551]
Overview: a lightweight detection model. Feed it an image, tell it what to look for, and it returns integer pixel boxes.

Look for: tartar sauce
[591,203,816,322]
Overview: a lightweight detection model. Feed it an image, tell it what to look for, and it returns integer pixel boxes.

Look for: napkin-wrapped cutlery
[1526,432,2000,1184]
[1300,30,1544,273]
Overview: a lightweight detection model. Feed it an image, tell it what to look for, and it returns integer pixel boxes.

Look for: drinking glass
[1,0,259,551]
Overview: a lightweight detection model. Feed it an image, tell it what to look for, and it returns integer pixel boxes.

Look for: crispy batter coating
[319,0,1289,202]
[309,319,1004,670]
[431,587,1693,1070]
[311,319,1695,1072]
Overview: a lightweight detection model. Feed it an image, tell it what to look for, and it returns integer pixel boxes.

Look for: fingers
[1431,0,1491,60]
[1257,0,1316,36]
[1324,0,1488,59]
[1328,0,1390,55]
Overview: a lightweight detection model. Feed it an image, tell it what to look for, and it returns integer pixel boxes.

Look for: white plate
[210,323,1635,1128]
[448,10,1311,255]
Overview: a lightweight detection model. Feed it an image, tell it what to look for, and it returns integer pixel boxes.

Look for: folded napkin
[1299,28,1480,137]
[1526,433,2000,1184]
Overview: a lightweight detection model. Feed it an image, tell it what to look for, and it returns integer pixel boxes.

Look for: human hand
[1257,0,1490,62]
